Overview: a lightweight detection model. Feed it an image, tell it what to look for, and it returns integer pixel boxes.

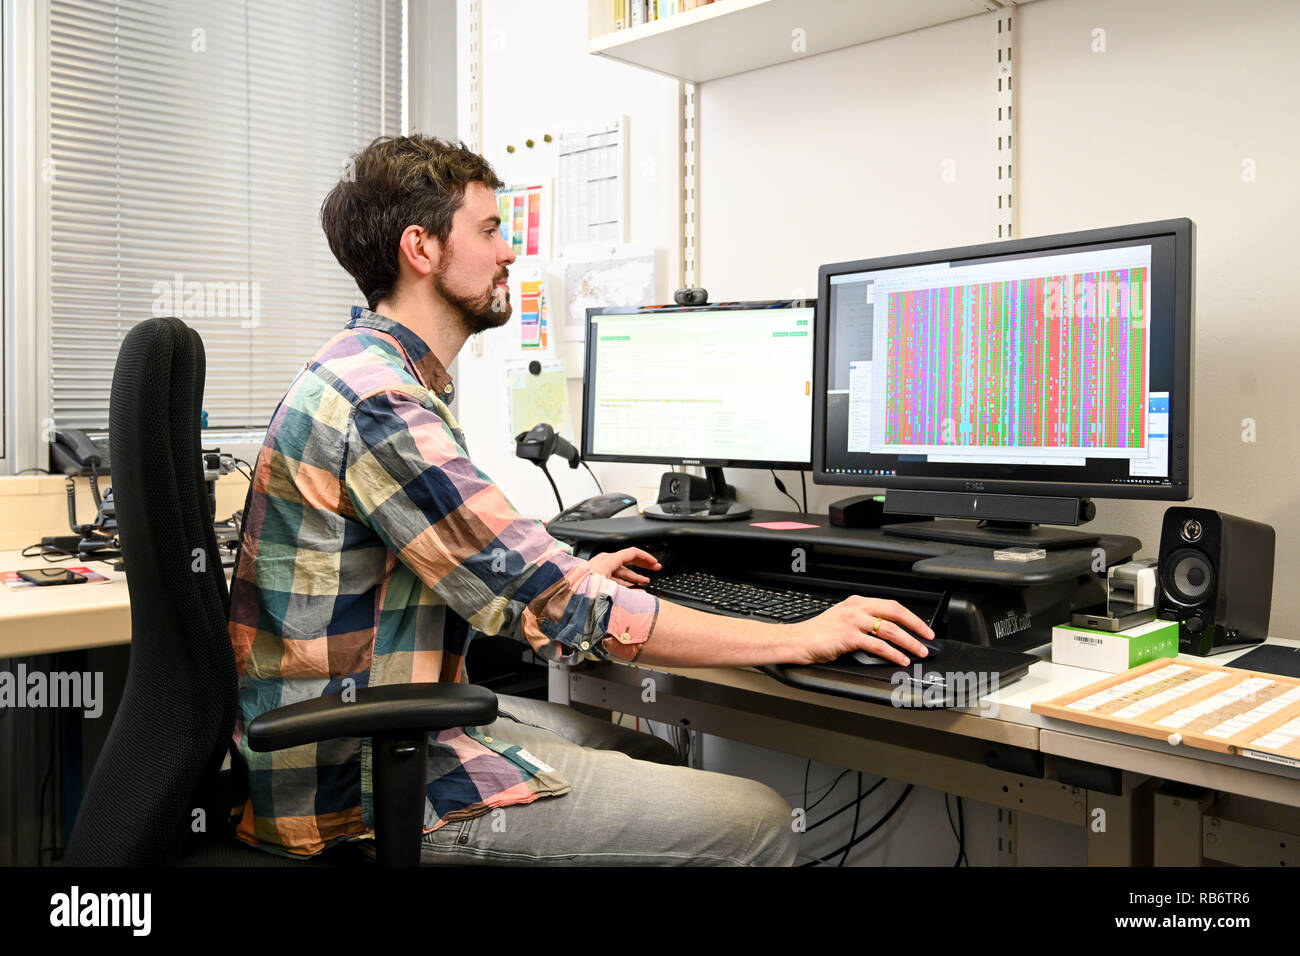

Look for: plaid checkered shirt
[227,306,659,857]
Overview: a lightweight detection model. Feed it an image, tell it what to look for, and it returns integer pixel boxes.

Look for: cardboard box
[1051,618,1180,673]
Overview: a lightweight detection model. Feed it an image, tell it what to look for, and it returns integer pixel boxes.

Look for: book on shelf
[617,0,715,31]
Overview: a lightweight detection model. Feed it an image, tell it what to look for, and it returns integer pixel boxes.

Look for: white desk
[0,549,133,658]
[556,637,1300,865]
[0,548,232,658]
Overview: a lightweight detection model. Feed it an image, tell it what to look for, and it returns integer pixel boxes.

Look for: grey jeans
[419,694,798,866]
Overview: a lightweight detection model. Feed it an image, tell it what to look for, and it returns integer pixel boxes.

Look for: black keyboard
[647,571,837,622]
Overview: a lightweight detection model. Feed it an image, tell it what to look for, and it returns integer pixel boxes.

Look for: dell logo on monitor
[965,481,985,492]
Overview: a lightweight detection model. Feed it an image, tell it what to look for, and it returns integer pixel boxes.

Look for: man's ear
[397,224,438,279]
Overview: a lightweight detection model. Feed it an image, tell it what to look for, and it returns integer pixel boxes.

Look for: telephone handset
[50,428,110,476]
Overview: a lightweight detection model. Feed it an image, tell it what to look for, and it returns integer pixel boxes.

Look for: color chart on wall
[495,184,546,258]
[519,278,549,350]
[882,268,1149,450]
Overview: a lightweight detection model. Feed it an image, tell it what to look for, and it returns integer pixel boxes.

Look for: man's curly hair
[321,135,504,309]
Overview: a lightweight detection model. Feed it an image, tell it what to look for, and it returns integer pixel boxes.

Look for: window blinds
[47,0,404,430]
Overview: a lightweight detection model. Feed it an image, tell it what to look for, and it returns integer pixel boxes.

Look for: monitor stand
[643,467,752,522]
[883,518,1100,550]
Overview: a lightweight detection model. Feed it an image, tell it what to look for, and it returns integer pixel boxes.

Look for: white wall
[455,0,683,518]
[699,0,1300,611]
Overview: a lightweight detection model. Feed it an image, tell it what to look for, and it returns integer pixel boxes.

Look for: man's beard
[434,266,511,335]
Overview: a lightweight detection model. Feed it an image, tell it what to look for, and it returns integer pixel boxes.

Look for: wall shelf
[588,0,1028,83]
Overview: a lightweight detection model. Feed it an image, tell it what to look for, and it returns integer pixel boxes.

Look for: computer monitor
[813,219,1194,548]
[582,299,816,520]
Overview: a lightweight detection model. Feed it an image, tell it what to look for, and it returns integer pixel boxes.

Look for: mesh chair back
[64,318,237,865]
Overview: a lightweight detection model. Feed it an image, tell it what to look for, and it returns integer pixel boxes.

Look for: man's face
[432,181,517,334]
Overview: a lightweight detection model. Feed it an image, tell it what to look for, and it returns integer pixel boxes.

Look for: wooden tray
[1031,657,1300,769]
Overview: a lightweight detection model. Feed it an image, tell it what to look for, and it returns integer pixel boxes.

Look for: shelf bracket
[457,0,483,154]
[994,7,1017,239]
[679,80,699,289]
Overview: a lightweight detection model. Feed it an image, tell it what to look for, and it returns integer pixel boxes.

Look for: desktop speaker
[656,471,711,504]
[1156,507,1275,656]
[829,494,932,529]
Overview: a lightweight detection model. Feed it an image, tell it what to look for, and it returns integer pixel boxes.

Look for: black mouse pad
[1226,644,1300,679]
[761,641,1038,708]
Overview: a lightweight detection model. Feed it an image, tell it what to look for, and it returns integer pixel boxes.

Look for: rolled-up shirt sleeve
[343,387,658,662]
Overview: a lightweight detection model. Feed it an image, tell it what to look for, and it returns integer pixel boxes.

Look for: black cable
[945,794,966,866]
[770,470,801,511]
[956,795,966,867]
[65,477,79,533]
[802,760,811,812]
[805,774,886,831]
[928,588,951,633]
[15,467,53,475]
[800,471,808,514]
[805,769,853,814]
[24,538,121,569]
[800,783,914,867]
[838,773,862,867]
[540,463,564,512]
[88,464,103,508]
[581,461,604,494]
[21,544,78,563]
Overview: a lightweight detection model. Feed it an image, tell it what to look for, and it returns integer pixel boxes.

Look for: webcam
[673,287,708,306]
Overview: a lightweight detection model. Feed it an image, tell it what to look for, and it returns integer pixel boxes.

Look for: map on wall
[562,245,656,341]
[505,358,573,441]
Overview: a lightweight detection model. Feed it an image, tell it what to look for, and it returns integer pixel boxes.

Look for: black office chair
[64,316,496,866]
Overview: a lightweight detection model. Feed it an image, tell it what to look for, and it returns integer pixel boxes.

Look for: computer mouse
[848,639,944,667]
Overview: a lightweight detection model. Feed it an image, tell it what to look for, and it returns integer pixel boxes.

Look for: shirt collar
[347,306,455,404]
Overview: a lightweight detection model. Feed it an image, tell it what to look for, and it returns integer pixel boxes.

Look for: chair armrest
[246,683,498,752]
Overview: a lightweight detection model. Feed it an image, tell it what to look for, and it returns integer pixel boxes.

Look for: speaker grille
[1162,547,1216,605]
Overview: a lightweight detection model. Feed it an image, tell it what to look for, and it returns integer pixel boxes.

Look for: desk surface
[606,635,1300,803]
[0,548,232,658]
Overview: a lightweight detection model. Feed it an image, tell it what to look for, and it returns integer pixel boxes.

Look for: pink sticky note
[749,521,821,530]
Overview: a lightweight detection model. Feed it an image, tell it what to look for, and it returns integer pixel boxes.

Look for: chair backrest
[64,317,238,865]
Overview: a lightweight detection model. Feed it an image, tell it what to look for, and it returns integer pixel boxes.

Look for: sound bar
[885,490,1090,524]
[882,490,1100,549]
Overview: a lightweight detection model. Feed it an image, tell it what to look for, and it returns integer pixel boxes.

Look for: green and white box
[1052,619,1180,673]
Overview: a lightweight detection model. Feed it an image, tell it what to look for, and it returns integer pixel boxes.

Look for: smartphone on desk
[17,568,88,586]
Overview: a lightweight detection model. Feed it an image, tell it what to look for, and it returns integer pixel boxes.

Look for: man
[228,134,934,866]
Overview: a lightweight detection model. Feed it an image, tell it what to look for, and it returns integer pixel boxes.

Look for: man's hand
[786,595,935,667]
[586,547,661,587]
